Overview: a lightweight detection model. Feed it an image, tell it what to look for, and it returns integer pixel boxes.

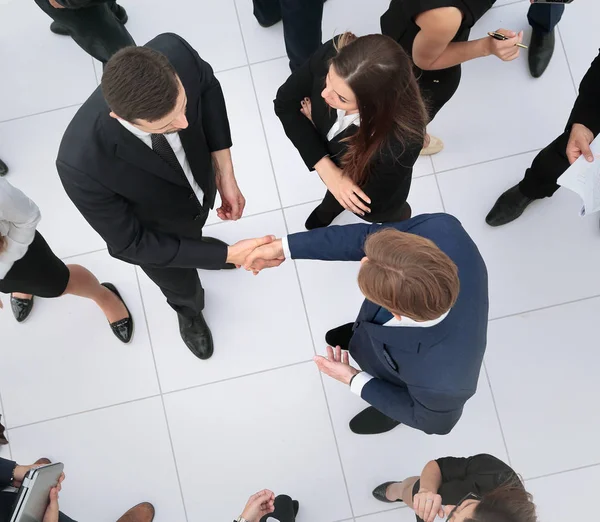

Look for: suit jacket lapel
[112,121,190,188]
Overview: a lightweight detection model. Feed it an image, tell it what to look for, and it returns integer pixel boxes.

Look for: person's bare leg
[63,264,127,323]
[386,476,419,503]
[12,292,33,299]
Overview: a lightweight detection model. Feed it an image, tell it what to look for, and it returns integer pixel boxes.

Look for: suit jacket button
[193,214,201,220]
[189,193,195,199]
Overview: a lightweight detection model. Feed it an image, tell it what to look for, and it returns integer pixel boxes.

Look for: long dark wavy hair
[331,33,427,185]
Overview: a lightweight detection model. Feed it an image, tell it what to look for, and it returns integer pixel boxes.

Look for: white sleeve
[281,235,292,260]
[350,372,374,396]
[0,178,41,250]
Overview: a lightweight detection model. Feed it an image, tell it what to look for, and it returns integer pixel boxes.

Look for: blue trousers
[252,0,324,71]
[527,2,565,33]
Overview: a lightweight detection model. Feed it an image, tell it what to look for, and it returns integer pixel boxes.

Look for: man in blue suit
[244,214,489,436]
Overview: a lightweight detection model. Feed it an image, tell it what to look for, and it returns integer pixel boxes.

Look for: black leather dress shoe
[178,312,214,360]
[50,21,70,36]
[0,158,8,177]
[10,295,34,323]
[486,185,536,227]
[202,236,236,269]
[372,481,403,503]
[305,204,343,230]
[325,323,354,350]
[349,406,401,435]
[528,27,555,78]
[100,283,134,344]
[111,3,128,24]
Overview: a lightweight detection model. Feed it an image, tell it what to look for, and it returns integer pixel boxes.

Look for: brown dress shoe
[117,502,155,522]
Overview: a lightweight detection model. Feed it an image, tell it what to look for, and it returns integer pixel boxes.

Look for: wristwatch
[235,517,248,522]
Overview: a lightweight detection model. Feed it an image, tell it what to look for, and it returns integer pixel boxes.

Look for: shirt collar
[117,118,151,138]
[386,310,450,328]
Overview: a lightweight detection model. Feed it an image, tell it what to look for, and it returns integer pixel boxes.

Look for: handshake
[225,235,287,274]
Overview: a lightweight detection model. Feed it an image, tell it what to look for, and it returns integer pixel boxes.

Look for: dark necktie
[151,133,203,207]
[372,306,394,325]
[151,132,187,178]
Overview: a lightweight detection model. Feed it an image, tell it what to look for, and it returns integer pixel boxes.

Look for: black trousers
[259,495,296,522]
[519,130,570,199]
[252,0,324,71]
[416,65,462,123]
[528,2,565,33]
[34,0,135,63]
[141,265,204,319]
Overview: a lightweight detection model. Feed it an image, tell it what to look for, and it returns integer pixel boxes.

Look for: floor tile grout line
[91,55,99,86]
[233,0,286,212]
[354,505,410,520]
[489,292,600,323]
[524,461,600,482]
[60,247,108,261]
[233,4,357,516]
[434,147,544,178]
[133,267,190,522]
[556,25,577,94]
[0,390,13,461]
[6,360,314,432]
[7,394,162,431]
[482,361,512,468]
[219,54,288,76]
[0,102,83,124]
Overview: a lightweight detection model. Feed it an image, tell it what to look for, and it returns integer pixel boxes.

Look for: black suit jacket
[57,33,232,269]
[568,49,600,136]
[274,38,422,218]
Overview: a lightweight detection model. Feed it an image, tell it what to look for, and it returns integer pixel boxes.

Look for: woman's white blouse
[0,178,41,279]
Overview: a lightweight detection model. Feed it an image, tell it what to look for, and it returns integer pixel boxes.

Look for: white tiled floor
[0,0,598,521]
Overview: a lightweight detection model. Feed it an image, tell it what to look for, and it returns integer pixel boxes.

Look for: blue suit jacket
[287,214,489,435]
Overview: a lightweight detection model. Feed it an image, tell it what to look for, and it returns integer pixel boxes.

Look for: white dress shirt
[0,178,42,279]
[280,235,450,396]
[117,119,205,204]
[326,109,360,141]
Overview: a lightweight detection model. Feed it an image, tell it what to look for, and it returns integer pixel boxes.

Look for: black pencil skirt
[0,231,70,298]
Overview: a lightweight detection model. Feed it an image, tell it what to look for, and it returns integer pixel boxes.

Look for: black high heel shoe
[10,295,34,323]
[101,283,134,344]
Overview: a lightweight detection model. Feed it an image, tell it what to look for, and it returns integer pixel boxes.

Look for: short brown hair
[101,46,179,122]
[466,480,538,522]
[358,228,459,321]
[0,235,6,255]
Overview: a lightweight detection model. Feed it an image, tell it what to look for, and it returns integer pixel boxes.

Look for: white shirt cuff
[281,235,291,260]
[350,372,374,396]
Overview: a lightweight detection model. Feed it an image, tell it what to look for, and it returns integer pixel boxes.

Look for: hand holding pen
[486,29,526,61]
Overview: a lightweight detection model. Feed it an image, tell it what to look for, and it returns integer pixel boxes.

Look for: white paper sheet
[557,135,600,216]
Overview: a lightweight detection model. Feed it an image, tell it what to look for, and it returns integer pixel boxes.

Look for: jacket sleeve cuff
[350,372,374,396]
[281,235,291,260]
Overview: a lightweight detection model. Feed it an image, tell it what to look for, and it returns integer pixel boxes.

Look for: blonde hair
[358,229,459,321]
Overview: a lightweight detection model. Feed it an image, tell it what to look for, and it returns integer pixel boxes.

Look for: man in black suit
[486,49,600,227]
[57,33,273,360]
[34,0,134,64]
[252,0,325,71]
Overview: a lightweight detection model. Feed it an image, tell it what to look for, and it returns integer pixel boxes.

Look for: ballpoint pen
[487,31,528,49]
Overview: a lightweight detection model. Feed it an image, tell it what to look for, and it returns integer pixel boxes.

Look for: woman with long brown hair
[373,454,537,522]
[274,32,427,230]
[0,177,133,343]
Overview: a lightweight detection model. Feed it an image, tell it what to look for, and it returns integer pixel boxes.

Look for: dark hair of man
[465,480,538,522]
[331,33,428,186]
[101,46,180,123]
